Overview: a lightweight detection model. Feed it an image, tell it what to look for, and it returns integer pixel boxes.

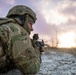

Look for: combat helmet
[6,5,37,23]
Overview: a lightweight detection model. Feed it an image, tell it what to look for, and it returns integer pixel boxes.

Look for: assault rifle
[33,34,44,52]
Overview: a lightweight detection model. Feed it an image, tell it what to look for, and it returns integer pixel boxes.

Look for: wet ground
[1,50,76,75]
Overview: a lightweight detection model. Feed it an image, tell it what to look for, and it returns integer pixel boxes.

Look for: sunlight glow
[58,32,76,48]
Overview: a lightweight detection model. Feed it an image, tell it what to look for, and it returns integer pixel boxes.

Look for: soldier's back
[0,18,40,75]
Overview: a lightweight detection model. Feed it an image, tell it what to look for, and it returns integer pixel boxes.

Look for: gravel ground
[1,51,76,75]
[36,51,76,75]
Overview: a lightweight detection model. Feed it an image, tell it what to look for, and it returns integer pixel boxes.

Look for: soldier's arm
[0,25,9,56]
[0,40,5,57]
[0,26,8,70]
[12,32,40,74]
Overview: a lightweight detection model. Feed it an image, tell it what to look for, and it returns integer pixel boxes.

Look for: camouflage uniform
[0,5,40,75]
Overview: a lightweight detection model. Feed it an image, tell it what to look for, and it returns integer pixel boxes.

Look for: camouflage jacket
[0,18,40,75]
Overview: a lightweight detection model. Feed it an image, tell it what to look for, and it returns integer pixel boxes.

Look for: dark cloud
[60,6,76,16]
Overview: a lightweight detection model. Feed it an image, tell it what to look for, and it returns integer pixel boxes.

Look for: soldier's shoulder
[0,18,15,25]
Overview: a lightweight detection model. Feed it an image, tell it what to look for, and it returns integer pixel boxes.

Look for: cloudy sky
[0,0,76,48]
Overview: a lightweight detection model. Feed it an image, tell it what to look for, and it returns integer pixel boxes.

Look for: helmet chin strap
[23,14,30,34]
[14,18,22,25]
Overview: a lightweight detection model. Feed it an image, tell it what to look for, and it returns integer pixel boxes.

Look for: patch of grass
[44,47,76,55]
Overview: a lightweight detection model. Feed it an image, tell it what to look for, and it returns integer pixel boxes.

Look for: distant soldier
[32,34,44,63]
[0,5,40,75]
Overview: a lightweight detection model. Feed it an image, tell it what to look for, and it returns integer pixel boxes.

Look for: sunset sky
[0,0,76,48]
